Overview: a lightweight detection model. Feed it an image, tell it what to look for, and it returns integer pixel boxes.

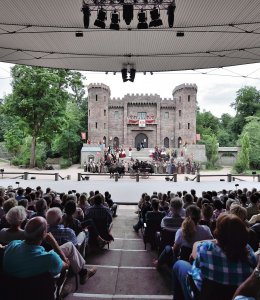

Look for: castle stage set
[87,83,197,149]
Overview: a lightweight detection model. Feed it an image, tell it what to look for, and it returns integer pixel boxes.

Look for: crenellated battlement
[172,83,197,95]
[111,97,122,101]
[88,83,111,95]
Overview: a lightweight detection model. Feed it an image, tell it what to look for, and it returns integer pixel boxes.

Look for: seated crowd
[133,188,260,300]
[0,185,118,298]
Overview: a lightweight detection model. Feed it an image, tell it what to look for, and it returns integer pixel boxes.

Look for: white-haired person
[0,206,27,244]
[47,207,87,249]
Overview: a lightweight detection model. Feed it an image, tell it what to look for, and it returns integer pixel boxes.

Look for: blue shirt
[48,224,77,246]
[190,241,256,290]
[3,240,63,278]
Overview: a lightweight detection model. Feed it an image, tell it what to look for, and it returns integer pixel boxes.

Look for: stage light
[129,68,136,82]
[110,10,120,30]
[82,3,91,29]
[167,2,176,28]
[121,68,128,82]
[94,8,107,29]
[123,4,133,25]
[137,9,148,29]
[149,7,162,27]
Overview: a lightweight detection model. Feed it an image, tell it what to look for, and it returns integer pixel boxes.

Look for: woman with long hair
[172,213,257,300]
[173,205,212,255]
[154,205,212,268]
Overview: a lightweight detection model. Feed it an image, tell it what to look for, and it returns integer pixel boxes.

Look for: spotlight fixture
[121,68,128,82]
[149,7,162,27]
[167,2,176,28]
[75,31,84,37]
[94,8,107,29]
[123,4,133,25]
[129,68,136,82]
[137,9,148,29]
[82,2,91,29]
[110,10,120,30]
[176,31,184,37]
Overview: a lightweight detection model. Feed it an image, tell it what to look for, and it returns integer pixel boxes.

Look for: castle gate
[135,133,148,148]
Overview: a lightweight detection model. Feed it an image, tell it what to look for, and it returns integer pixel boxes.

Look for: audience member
[172,214,257,300]
[3,216,96,284]
[0,206,27,244]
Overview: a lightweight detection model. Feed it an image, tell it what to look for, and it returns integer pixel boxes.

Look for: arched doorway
[113,137,119,148]
[178,137,182,148]
[164,137,169,148]
[103,136,106,146]
[135,133,148,148]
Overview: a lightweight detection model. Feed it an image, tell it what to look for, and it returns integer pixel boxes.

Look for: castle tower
[87,83,110,145]
[173,84,197,148]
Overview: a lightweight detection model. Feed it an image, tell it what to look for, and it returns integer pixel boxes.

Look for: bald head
[25,216,47,243]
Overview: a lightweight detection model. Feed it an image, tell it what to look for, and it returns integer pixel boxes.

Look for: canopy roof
[0,0,260,73]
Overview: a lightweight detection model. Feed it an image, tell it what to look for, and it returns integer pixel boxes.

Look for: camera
[235,184,239,187]
[16,182,20,185]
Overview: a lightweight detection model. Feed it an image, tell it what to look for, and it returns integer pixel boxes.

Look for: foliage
[3,66,72,167]
[10,137,46,168]
[51,101,83,160]
[2,66,87,168]
[59,157,72,169]
[68,72,86,107]
[196,109,220,136]
[235,132,250,173]
[241,117,260,169]
[231,86,260,137]
[201,134,219,168]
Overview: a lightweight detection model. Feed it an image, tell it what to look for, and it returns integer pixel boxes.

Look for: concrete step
[65,206,172,300]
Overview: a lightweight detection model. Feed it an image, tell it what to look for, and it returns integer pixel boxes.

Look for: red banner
[145,119,155,124]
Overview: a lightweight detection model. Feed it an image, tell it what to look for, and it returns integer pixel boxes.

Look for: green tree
[68,71,86,107]
[201,134,219,168]
[235,132,250,173]
[231,86,260,137]
[241,116,260,169]
[217,113,235,146]
[51,101,83,162]
[196,110,220,136]
[3,66,70,167]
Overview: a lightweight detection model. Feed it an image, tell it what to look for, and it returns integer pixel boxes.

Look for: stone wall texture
[87,83,197,148]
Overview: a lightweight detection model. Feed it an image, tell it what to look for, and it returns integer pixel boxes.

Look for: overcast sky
[1,61,260,117]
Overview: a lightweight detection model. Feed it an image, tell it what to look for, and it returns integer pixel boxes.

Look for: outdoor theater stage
[0,175,258,204]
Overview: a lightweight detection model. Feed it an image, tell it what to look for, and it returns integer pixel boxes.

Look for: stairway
[125,148,153,161]
[66,205,172,300]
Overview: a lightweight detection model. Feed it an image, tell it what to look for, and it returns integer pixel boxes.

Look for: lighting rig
[81,0,176,29]
[121,65,136,82]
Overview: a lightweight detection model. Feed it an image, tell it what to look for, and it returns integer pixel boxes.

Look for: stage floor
[0,176,259,204]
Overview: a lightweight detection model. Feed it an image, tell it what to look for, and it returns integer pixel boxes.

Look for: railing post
[115,173,119,182]
[196,174,200,182]
[227,174,232,182]
[24,172,28,180]
[136,173,139,182]
[78,173,81,181]
[55,173,59,181]
[173,173,177,182]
